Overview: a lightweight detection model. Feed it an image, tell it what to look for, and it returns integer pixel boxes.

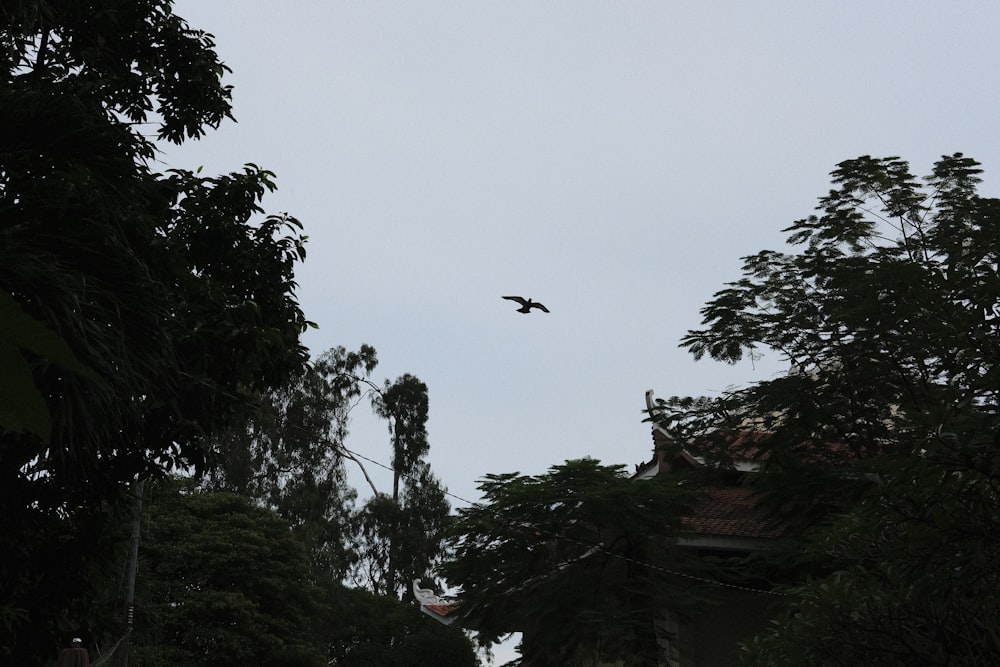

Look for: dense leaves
[655,154,1000,664]
[201,346,380,577]
[1,0,309,503]
[131,478,477,667]
[201,345,452,600]
[1,1,309,660]
[1,0,234,143]
[321,584,478,667]
[350,462,451,599]
[132,479,326,666]
[0,289,99,439]
[440,459,697,667]
[352,373,450,599]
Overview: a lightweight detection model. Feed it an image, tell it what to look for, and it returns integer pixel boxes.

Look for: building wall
[687,588,774,666]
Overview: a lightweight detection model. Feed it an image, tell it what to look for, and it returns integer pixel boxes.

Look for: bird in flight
[503,295,550,314]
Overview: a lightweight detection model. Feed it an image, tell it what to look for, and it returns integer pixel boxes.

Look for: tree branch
[341,448,379,496]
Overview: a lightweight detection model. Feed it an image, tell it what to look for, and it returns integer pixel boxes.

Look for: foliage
[0,497,132,666]
[351,374,451,600]
[201,346,379,577]
[131,477,326,666]
[654,154,1000,664]
[0,0,309,658]
[201,347,452,598]
[128,478,476,667]
[1,0,233,142]
[350,462,451,599]
[373,373,430,501]
[440,459,697,667]
[0,289,96,439]
[320,583,478,667]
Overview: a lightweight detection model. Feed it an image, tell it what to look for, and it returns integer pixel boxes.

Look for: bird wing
[503,295,528,306]
[533,302,550,313]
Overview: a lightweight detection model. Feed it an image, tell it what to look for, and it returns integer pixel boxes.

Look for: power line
[331,440,786,598]
[180,373,788,598]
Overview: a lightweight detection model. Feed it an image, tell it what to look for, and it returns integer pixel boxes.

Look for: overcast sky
[159,3,1000,660]
[164,0,999,524]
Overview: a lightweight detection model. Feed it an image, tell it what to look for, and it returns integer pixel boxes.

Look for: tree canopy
[201,346,380,578]
[1,0,310,499]
[351,373,451,600]
[201,345,452,601]
[130,478,477,667]
[654,154,1000,665]
[321,584,478,667]
[1,1,310,658]
[132,478,326,666]
[440,459,698,667]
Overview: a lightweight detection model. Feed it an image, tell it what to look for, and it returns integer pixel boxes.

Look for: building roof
[641,392,786,543]
[418,602,460,625]
[683,486,782,539]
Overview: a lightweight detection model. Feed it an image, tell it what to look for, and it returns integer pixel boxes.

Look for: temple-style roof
[419,602,459,625]
[642,390,785,547]
[683,487,781,539]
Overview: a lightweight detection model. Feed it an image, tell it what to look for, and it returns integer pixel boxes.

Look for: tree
[440,459,698,667]
[1,1,310,659]
[1,0,310,502]
[350,462,451,600]
[130,478,477,667]
[132,478,326,666]
[201,346,379,577]
[201,348,452,597]
[373,373,431,503]
[654,154,1000,664]
[319,584,478,667]
[350,373,452,600]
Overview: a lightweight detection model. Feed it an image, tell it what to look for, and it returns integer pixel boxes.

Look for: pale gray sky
[163,0,1000,500]
[165,0,999,595]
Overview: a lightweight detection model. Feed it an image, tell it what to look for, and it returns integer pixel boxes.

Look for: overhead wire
[321,434,788,598]
[174,372,790,599]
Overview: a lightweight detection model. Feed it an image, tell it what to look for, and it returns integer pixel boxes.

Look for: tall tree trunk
[387,429,401,597]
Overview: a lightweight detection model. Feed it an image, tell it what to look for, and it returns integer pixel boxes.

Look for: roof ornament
[412,579,448,606]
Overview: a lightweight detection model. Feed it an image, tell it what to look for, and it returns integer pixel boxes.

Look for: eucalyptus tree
[654,154,1000,665]
[350,461,451,600]
[202,348,452,598]
[351,374,452,600]
[201,345,380,577]
[374,373,431,503]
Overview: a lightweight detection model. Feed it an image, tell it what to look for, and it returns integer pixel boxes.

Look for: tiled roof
[683,487,782,539]
[423,603,458,616]
[419,602,460,625]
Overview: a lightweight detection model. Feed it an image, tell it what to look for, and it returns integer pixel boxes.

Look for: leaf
[0,290,103,439]
[0,290,97,381]
[0,342,51,439]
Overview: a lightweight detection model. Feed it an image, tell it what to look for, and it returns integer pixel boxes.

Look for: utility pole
[120,478,144,667]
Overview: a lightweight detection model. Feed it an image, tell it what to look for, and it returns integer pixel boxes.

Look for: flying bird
[503,295,550,314]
